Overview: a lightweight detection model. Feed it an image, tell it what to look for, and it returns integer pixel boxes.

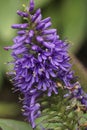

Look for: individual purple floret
[5,0,87,128]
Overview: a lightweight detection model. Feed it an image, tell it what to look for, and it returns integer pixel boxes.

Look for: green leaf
[71,54,87,91]
[0,119,32,130]
[0,0,19,40]
[35,89,78,130]
[61,0,86,53]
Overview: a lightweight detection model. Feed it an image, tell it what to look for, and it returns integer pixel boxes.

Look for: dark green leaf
[0,119,32,130]
[71,54,87,91]
[62,0,86,52]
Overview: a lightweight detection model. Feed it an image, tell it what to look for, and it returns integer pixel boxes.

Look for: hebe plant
[4,0,87,130]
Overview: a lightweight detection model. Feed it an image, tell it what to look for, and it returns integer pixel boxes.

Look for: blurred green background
[0,0,87,122]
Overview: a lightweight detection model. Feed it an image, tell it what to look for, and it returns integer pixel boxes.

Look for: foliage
[0,119,32,130]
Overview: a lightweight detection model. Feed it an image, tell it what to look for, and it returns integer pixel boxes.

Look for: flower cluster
[68,82,87,108]
[5,0,87,129]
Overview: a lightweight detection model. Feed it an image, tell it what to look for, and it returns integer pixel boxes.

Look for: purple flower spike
[5,0,87,129]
